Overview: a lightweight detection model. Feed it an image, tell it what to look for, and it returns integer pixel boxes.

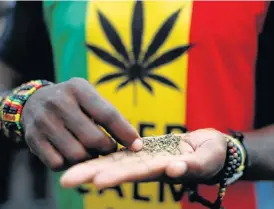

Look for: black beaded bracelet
[187,131,247,209]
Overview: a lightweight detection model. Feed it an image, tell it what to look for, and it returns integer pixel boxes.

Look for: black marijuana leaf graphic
[87,1,192,104]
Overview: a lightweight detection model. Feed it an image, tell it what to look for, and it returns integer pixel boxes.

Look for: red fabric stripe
[182,1,269,209]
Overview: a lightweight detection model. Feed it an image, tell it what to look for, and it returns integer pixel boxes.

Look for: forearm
[242,125,274,181]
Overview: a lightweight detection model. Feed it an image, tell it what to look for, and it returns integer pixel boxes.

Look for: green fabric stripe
[43,2,88,209]
[43,1,88,82]
[52,172,84,209]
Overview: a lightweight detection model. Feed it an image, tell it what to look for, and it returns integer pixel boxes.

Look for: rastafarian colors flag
[43,1,273,209]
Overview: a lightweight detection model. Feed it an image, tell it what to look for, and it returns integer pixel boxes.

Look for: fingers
[60,150,179,189]
[47,126,90,165]
[25,132,64,170]
[92,155,169,189]
[69,78,142,151]
[60,151,127,188]
[60,106,117,155]
[23,79,141,172]
[36,113,90,166]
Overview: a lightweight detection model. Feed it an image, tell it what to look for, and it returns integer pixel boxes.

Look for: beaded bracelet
[0,80,52,141]
[187,131,247,209]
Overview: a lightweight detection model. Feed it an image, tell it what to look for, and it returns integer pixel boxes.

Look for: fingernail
[130,139,143,151]
[166,161,187,178]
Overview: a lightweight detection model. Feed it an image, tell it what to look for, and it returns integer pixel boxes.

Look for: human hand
[60,129,227,189]
[21,77,142,170]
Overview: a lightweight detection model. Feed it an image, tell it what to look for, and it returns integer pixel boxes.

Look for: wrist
[0,80,52,142]
[187,130,248,209]
[222,132,247,184]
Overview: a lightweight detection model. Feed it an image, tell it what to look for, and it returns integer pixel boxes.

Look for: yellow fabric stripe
[85,1,193,208]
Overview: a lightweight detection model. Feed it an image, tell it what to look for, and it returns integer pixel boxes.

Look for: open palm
[61,129,227,189]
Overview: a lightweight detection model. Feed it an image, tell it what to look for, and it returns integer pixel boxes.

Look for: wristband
[0,80,52,141]
[187,131,247,209]
[223,131,247,185]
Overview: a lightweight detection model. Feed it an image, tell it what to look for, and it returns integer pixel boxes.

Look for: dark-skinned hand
[21,77,142,170]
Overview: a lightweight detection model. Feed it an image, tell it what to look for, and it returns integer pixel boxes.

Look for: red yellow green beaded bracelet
[0,80,52,141]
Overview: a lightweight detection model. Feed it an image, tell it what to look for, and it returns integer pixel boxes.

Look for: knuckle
[66,77,95,97]
[81,132,102,148]
[45,95,74,114]
[33,113,48,128]
[79,128,110,151]
[98,106,119,126]
[67,77,88,89]
[70,77,87,83]
[44,95,62,109]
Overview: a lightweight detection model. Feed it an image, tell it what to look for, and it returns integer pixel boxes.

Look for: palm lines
[87,1,192,103]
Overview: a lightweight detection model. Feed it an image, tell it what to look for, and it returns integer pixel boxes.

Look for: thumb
[166,140,226,181]
[166,161,188,177]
